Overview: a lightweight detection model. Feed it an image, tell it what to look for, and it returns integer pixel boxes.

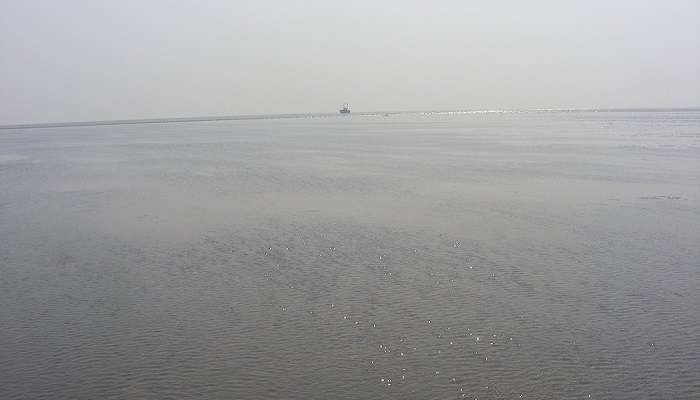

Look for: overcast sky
[1,0,699,124]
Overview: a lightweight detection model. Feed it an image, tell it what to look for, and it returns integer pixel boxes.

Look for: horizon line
[2,107,699,131]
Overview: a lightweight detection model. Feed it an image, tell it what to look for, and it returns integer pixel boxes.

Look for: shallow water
[1,111,699,399]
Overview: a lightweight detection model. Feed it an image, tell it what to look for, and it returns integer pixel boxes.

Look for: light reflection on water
[1,111,699,399]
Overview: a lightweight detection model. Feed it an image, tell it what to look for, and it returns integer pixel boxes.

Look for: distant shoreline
[2,107,699,131]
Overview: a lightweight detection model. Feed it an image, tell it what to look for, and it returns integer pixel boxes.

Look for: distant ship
[339,103,351,114]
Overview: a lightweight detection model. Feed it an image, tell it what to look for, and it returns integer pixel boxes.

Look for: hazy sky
[1,1,699,124]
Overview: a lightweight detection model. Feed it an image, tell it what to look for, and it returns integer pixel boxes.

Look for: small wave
[639,195,683,200]
[0,154,27,163]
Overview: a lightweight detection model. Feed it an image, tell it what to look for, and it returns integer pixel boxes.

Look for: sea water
[1,110,699,399]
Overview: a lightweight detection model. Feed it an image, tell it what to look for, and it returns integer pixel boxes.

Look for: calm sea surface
[1,111,699,399]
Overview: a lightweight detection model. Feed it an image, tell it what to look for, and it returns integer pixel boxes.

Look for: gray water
[1,111,699,399]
